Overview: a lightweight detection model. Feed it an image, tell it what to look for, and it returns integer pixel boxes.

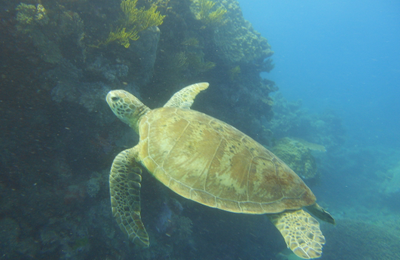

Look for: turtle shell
[137,107,316,214]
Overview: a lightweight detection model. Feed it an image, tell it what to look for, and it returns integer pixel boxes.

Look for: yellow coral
[97,0,165,48]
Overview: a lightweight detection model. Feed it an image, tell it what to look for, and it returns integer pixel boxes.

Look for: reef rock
[380,160,400,197]
[0,218,39,259]
[322,219,400,260]
[129,26,161,84]
[15,3,84,64]
[190,0,273,67]
[271,137,318,180]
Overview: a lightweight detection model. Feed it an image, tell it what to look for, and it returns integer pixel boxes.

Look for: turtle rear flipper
[109,147,149,247]
[306,203,335,225]
[268,210,325,259]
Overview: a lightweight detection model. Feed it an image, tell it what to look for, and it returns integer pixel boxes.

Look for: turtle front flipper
[267,210,325,259]
[109,147,149,247]
[164,82,209,109]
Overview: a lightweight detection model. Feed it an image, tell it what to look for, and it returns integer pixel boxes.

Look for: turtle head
[106,90,150,133]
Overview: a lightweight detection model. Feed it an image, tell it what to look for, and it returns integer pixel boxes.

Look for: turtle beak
[106,91,126,111]
[106,91,118,106]
[106,90,133,125]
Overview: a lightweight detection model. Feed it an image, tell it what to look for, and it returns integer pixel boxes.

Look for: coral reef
[0,0,281,259]
[3,0,400,259]
[271,137,318,180]
[264,92,345,150]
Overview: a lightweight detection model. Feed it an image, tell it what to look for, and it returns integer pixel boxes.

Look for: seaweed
[194,0,227,27]
[96,0,165,48]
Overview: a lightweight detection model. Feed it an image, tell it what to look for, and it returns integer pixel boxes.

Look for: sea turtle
[106,83,335,259]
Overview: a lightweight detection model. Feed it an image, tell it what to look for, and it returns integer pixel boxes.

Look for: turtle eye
[111,96,120,102]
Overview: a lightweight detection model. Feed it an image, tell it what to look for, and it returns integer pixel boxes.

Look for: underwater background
[0,0,399,259]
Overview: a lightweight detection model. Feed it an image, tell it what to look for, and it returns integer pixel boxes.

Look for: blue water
[239,2,400,258]
[240,0,400,148]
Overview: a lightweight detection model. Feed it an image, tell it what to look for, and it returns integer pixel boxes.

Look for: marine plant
[103,27,135,48]
[16,3,37,25]
[15,3,49,33]
[145,0,171,11]
[186,52,216,72]
[97,0,165,48]
[167,50,215,76]
[229,65,241,80]
[181,37,200,47]
[71,237,89,251]
[172,51,189,69]
[194,0,227,27]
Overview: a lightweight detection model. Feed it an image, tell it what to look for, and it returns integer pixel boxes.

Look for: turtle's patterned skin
[106,83,335,259]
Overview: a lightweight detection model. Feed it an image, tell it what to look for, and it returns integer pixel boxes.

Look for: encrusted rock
[271,137,318,180]
[191,0,273,66]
